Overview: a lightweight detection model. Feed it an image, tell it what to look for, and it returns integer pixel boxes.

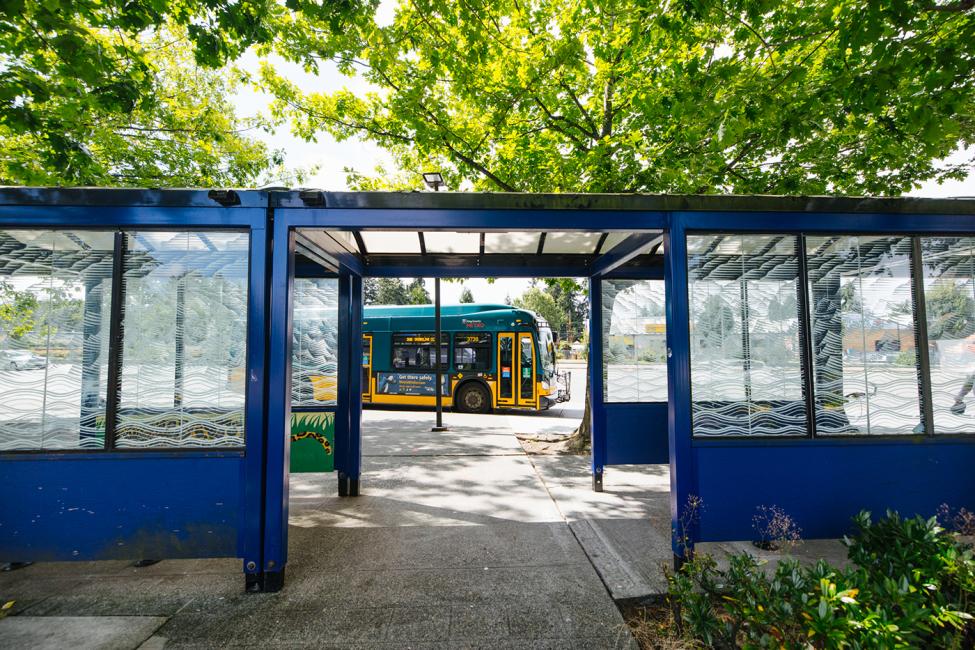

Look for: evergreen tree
[375,278,410,305]
[363,278,379,305]
[459,286,475,303]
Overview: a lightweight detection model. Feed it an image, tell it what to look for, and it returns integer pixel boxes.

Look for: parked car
[0,349,46,370]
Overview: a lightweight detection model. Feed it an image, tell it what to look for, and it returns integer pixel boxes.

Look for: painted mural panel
[290,411,335,473]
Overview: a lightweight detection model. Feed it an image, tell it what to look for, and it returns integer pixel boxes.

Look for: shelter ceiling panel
[542,232,603,254]
[483,232,541,254]
[423,231,480,254]
[359,230,421,254]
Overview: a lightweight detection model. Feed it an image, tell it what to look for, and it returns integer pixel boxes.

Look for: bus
[361,304,571,413]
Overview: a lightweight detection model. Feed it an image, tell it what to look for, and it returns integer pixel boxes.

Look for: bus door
[362,334,373,401]
[497,332,536,408]
[497,333,515,406]
[517,332,536,407]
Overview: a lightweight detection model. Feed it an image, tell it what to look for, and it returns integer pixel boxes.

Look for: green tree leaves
[263,0,975,196]
[0,1,367,187]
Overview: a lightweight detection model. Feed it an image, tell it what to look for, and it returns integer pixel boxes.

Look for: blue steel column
[588,277,606,492]
[347,273,363,496]
[242,217,271,588]
[664,218,696,565]
[257,215,294,592]
[335,269,352,496]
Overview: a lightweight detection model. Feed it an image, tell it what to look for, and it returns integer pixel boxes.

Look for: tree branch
[559,81,600,139]
[441,138,519,191]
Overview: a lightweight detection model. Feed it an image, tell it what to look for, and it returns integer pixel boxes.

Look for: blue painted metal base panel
[693,440,975,542]
[0,455,244,562]
[605,403,669,465]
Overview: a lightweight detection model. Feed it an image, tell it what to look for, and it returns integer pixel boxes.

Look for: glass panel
[806,236,921,435]
[391,333,448,370]
[454,332,492,371]
[423,232,480,254]
[317,230,359,253]
[0,230,115,450]
[688,235,806,436]
[359,231,421,254]
[599,233,629,253]
[541,232,602,254]
[362,336,371,395]
[499,335,513,399]
[519,333,534,400]
[602,279,668,402]
[484,232,540,254]
[920,237,975,433]
[116,231,249,448]
[292,278,338,406]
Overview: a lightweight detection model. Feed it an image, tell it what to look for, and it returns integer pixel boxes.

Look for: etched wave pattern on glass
[292,278,339,406]
[806,236,921,435]
[0,229,115,450]
[602,279,668,402]
[115,231,249,448]
[920,237,975,434]
[688,235,806,436]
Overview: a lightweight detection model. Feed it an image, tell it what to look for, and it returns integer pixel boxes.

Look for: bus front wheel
[456,383,491,414]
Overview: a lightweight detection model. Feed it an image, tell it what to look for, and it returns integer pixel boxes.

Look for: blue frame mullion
[261,216,295,577]
[664,219,696,559]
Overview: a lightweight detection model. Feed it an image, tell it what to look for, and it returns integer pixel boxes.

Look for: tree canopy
[1,29,289,187]
[514,286,563,335]
[0,0,372,186]
[264,0,975,195]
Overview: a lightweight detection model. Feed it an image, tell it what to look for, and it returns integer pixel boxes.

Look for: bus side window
[391,333,449,370]
[454,332,492,371]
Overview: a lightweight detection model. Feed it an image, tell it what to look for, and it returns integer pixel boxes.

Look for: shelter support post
[588,277,606,492]
[348,273,363,495]
[432,278,448,432]
[256,217,294,593]
[664,223,696,563]
[336,269,363,497]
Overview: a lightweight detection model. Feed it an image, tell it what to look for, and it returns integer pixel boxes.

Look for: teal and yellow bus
[361,304,571,412]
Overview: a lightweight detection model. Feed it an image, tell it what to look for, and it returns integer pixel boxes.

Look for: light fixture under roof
[422,172,445,191]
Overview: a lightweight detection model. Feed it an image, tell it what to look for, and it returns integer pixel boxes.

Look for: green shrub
[669,510,975,648]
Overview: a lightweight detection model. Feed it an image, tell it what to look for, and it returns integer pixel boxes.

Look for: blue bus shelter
[1,187,973,590]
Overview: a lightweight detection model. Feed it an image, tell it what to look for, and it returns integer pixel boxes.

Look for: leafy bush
[669,510,975,649]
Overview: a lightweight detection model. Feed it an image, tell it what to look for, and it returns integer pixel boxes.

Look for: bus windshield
[538,326,556,376]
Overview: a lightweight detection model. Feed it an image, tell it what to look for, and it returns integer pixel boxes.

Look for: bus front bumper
[540,370,571,409]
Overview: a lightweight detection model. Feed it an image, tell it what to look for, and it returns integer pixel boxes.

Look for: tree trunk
[560,278,625,454]
[564,380,591,453]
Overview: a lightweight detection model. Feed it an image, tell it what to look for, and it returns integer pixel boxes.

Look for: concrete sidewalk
[1,407,667,648]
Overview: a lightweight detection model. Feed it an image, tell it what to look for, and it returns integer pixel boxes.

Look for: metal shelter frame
[1,188,974,592]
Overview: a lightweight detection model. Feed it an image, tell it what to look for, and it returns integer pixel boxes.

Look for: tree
[407,278,431,305]
[363,278,379,305]
[696,294,738,352]
[374,278,410,305]
[0,1,372,184]
[541,278,587,342]
[1,29,290,187]
[264,1,975,196]
[0,280,38,342]
[514,287,563,337]
[925,282,975,340]
[459,286,475,303]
